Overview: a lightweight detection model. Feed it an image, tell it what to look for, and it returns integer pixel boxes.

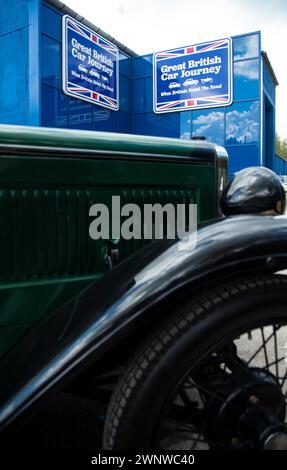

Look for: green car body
[0,125,227,361]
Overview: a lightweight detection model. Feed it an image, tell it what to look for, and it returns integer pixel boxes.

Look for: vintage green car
[1,125,287,451]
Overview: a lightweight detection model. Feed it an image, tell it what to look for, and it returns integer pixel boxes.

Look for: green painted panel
[0,126,223,358]
[0,124,217,157]
[0,155,216,285]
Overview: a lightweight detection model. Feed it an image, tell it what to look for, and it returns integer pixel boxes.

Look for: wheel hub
[204,367,287,449]
[263,431,287,450]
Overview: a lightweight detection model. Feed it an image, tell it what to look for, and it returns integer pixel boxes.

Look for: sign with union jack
[62,15,119,111]
[153,38,232,114]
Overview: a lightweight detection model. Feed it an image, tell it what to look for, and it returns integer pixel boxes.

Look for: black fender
[1,214,287,430]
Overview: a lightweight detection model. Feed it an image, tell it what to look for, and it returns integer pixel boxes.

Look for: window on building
[180,111,192,140]
[41,35,61,88]
[234,59,260,100]
[226,101,260,145]
[233,34,259,60]
[191,108,224,145]
[69,99,92,130]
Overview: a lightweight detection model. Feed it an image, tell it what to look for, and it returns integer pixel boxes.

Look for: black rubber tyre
[103,274,287,450]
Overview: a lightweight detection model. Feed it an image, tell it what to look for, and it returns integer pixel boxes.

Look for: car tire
[103,274,287,450]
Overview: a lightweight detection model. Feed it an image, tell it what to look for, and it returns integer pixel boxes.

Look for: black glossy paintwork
[1,214,287,429]
[221,167,286,215]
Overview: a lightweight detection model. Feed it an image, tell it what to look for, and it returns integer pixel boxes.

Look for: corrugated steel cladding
[0,0,282,175]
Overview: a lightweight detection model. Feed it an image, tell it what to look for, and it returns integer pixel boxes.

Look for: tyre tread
[103,274,287,449]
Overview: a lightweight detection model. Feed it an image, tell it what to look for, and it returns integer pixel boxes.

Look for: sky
[64,0,287,138]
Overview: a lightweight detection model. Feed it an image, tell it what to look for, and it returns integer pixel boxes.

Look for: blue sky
[64,0,287,138]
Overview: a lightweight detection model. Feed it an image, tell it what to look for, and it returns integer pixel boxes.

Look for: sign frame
[153,37,233,114]
[62,15,119,111]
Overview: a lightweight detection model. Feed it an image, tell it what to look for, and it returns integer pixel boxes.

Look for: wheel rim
[156,322,287,450]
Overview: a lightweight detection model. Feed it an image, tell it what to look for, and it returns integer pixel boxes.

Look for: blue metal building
[0,0,285,176]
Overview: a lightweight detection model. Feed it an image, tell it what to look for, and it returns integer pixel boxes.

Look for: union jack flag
[155,38,229,61]
[66,17,118,56]
[67,82,118,109]
[156,94,231,112]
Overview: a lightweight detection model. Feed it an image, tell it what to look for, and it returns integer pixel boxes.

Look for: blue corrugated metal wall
[262,59,276,170]
[0,1,30,124]
[274,154,287,174]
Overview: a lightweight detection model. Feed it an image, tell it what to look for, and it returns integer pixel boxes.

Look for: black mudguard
[1,214,287,429]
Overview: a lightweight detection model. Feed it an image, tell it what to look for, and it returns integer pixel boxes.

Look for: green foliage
[276,133,287,161]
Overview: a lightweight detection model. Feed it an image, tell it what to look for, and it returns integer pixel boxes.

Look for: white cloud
[234,60,258,80]
[181,131,191,140]
[192,111,224,144]
[226,101,260,143]
[117,5,125,15]
[64,0,287,138]
[234,36,259,60]
[193,111,224,126]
